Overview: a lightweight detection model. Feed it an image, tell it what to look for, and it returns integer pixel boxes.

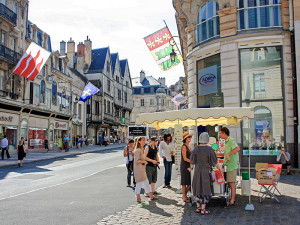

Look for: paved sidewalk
[0,143,126,168]
[98,174,300,225]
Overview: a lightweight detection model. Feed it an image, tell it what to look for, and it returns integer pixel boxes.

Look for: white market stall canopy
[135,107,254,129]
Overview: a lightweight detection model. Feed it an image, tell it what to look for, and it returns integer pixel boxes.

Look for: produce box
[257,168,276,185]
[256,163,269,179]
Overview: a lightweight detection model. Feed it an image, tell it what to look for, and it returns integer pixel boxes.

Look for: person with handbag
[124,139,136,187]
[159,133,175,188]
[17,140,26,167]
[180,132,193,203]
[190,132,220,214]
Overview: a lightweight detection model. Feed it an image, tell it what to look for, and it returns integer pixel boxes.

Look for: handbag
[171,155,175,164]
[126,146,134,172]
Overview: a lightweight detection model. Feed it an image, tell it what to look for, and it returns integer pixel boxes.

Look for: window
[108,101,111,114]
[150,99,154,105]
[145,87,150,93]
[162,99,165,106]
[2,0,7,5]
[40,80,46,103]
[118,90,121,100]
[52,81,57,106]
[33,84,40,105]
[73,102,77,116]
[37,31,43,46]
[78,104,82,119]
[106,61,111,75]
[115,107,119,117]
[10,38,16,51]
[29,82,33,104]
[43,65,48,77]
[238,0,281,30]
[1,30,6,45]
[195,0,219,44]
[45,88,51,108]
[104,99,106,113]
[141,99,144,106]
[11,75,15,93]
[95,101,100,115]
[125,92,127,103]
[13,1,17,13]
[126,81,129,87]
[107,80,111,92]
[87,104,91,114]
[0,70,4,90]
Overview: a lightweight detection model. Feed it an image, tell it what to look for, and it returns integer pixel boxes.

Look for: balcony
[0,3,17,26]
[195,15,219,45]
[0,90,19,99]
[238,4,281,31]
[0,44,22,65]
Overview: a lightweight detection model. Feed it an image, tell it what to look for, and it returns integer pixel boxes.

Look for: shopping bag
[215,170,225,184]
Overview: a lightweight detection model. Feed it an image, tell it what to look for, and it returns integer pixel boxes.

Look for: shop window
[33,83,40,105]
[28,128,47,149]
[197,54,221,107]
[5,126,18,150]
[241,46,284,156]
[195,0,219,44]
[141,99,144,106]
[238,0,281,30]
[20,120,28,141]
[52,81,57,106]
[40,80,46,104]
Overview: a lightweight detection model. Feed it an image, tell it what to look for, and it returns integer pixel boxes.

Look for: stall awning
[135,107,254,129]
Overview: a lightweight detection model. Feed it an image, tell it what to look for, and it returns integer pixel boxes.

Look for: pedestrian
[76,135,79,149]
[118,137,121,145]
[84,135,88,146]
[63,135,69,152]
[78,136,82,149]
[104,135,108,146]
[124,139,136,187]
[44,136,49,153]
[159,133,175,188]
[1,135,10,160]
[99,135,103,147]
[219,127,240,207]
[134,136,158,203]
[144,137,160,196]
[181,132,193,203]
[57,136,63,152]
[17,140,26,167]
[190,132,221,214]
[277,147,291,175]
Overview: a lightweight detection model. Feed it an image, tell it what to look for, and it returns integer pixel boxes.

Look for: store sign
[198,65,218,96]
[30,139,43,146]
[55,122,68,130]
[210,93,224,108]
[0,116,13,122]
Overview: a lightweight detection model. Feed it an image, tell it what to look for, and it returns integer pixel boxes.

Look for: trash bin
[242,171,249,180]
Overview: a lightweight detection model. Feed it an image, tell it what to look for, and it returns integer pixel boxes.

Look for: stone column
[280,0,290,30]
[217,6,238,38]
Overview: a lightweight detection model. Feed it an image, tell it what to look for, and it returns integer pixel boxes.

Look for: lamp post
[169,39,177,63]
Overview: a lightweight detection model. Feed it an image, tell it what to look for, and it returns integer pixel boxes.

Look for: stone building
[130,70,177,125]
[173,0,299,166]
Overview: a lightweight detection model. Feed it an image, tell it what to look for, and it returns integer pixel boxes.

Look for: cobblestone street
[98,174,300,225]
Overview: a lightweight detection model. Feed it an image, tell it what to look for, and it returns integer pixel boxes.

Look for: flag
[13,42,51,81]
[144,27,182,71]
[79,82,100,102]
[172,93,187,106]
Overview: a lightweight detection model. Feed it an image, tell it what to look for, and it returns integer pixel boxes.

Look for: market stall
[136,107,255,210]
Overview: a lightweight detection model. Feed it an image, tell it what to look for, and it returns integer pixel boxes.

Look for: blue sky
[28,0,185,86]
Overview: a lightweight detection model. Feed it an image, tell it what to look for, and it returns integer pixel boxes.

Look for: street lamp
[169,39,177,63]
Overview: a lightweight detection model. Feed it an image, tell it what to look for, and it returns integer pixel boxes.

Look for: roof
[86,47,109,74]
[132,76,161,87]
[120,59,128,78]
[69,67,88,83]
[156,87,166,94]
[111,53,118,74]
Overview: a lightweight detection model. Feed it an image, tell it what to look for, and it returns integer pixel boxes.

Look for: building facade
[173,0,299,166]
[130,70,177,125]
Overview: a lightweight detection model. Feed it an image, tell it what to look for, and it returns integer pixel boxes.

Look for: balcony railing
[238,4,281,31]
[0,3,17,25]
[0,44,22,64]
[0,90,19,99]
[195,15,219,45]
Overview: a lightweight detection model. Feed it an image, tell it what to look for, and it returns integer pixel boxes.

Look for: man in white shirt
[1,135,10,160]
[159,133,175,188]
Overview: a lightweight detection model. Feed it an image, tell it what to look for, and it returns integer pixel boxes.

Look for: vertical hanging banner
[13,42,51,81]
[144,27,183,71]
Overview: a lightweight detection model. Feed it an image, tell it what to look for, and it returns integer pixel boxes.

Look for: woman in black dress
[44,136,49,152]
[180,132,193,202]
[17,140,26,167]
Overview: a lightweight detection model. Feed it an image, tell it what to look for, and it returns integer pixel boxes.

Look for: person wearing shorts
[145,137,160,196]
[219,127,240,207]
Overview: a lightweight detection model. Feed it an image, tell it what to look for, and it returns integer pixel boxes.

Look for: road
[0,146,177,225]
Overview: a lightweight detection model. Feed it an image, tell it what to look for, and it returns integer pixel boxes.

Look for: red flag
[13,42,51,81]
[144,27,182,71]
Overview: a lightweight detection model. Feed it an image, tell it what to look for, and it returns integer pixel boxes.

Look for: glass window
[45,88,51,108]
[13,1,17,13]
[52,81,57,105]
[21,120,28,141]
[78,104,82,119]
[1,30,6,46]
[125,92,127,103]
[141,99,144,106]
[10,38,16,51]
[33,84,40,105]
[107,80,111,92]
[40,80,46,104]
[241,46,284,156]
[108,101,111,114]
[150,98,154,105]
[2,0,6,5]
[0,70,4,90]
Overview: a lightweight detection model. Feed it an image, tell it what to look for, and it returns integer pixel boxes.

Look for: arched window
[195,0,219,44]
[52,81,57,106]
[40,80,45,104]
[238,0,281,30]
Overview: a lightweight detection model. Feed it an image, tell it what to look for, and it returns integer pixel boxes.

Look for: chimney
[67,38,75,68]
[60,40,66,56]
[77,42,85,73]
[140,70,145,82]
[158,77,166,87]
[84,36,92,72]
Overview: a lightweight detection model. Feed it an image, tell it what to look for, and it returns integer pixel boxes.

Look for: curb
[0,144,126,168]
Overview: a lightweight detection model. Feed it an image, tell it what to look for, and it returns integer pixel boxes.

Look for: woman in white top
[124,139,136,187]
[159,133,175,188]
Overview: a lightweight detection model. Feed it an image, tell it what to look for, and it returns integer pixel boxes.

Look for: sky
[28,0,185,86]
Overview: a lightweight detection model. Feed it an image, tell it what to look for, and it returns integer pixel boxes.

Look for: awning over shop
[135,107,254,129]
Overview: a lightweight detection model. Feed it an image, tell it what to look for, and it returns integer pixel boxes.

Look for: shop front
[88,126,96,145]
[0,113,19,150]
[72,122,83,146]
[28,117,48,150]
[54,121,69,142]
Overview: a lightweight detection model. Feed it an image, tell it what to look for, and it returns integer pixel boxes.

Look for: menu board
[174,124,183,165]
